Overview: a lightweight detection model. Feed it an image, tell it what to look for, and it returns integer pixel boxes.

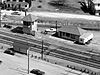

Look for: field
[29,0,88,15]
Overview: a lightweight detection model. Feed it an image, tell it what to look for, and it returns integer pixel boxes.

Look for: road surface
[1,10,100,21]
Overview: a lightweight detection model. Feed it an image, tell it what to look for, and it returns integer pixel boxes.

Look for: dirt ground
[29,0,88,15]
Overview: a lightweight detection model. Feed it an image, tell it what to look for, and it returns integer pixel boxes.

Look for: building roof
[58,25,86,36]
[92,0,100,4]
[6,1,29,5]
[22,14,38,22]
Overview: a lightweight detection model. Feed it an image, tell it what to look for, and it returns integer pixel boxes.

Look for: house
[2,0,29,10]
[57,25,87,42]
[84,0,100,15]
[22,14,38,35]
[6,1,29,10]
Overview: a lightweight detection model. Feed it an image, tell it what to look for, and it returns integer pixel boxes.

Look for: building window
[23,21,31,26]
[71,34,75,39]
[63,32,65,36]
[98,4,100,6]
[19,0,23,2]
[7,0,10,2]
[13,0,16,1]
[25,5,27,7]
[8,4,10,7]
[66,33,70,37]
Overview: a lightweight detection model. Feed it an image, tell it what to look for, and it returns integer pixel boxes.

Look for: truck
[79,32,93,44]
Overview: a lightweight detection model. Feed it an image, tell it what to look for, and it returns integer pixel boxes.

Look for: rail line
[0,39,13,46]
[0,31,94,57]
[0,34,100,70]
[0,31,50,46]
[29,47,100,69]
[49,52,100,69]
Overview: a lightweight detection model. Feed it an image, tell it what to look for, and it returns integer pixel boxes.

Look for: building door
[19,4,21,9]
[8,4,10,7]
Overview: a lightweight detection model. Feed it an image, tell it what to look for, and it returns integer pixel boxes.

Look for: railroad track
[0,31,100,69]
[0,31,50,46]
[0,39,13,46]
[0,36,100,69]
[29,47,100,69]
[49,52,100,69]
[0,31,94,57]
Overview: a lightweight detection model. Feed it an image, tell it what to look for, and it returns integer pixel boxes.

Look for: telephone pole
[0,7,1,27]
[41,40,44,59]
[27,47,30,74]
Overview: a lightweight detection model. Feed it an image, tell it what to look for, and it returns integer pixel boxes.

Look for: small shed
[22,14,38,35]
[57,25,87,41]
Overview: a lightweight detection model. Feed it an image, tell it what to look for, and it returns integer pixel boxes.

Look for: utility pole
[56,21,57,34]
[25,9,27,16]
[27,47,30,74]
[41,40,43,59]
[0,7,1,27]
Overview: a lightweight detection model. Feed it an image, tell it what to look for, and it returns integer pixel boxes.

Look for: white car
[45,28,56,32]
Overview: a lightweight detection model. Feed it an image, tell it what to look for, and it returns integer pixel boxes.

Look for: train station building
[57,25,87,41]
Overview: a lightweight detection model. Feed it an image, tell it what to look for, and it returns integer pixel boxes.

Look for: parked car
[11,12,21,15]
[0,60,2,64]
[30,69,45,75]
[45,28,56,32]
[4,49,15,55]
[11,27,24,34]
[3,24,12,29]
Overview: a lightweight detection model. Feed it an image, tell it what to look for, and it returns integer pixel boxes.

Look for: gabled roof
[22,14,38,22]
[6,1,29,5]
[58,25,86,36]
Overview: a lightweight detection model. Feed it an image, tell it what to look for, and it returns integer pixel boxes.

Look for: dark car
[4,49,15,55]
[30,69,45,75]
[3,24,12,29]
[0,60,2,64]
[11,27,24,34]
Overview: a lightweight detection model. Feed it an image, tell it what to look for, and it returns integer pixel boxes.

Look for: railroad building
[13,41,29,54]
[22,14,38,35]
[57,25,87,42]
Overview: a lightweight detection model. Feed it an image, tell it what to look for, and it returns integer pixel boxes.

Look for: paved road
[1,10,100,21]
